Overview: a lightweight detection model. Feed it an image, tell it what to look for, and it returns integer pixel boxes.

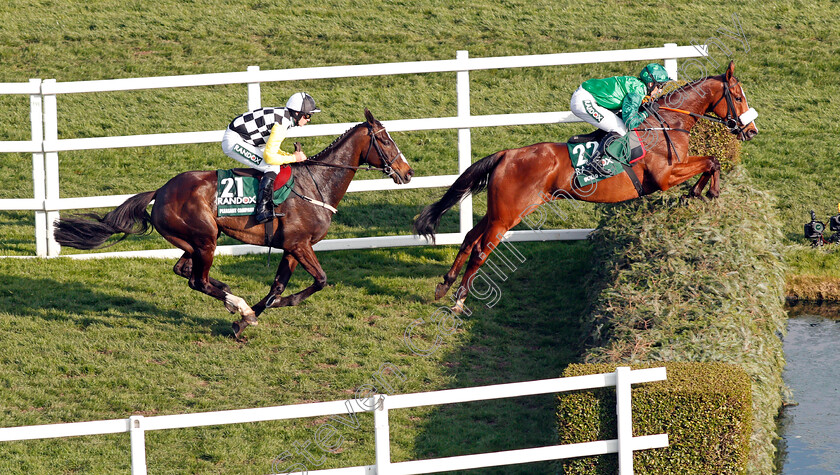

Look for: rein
[641,102,682,165]
[302,123,400,177]
[659,78,756,135]
[636,77,755,164]
[293,122,403,215]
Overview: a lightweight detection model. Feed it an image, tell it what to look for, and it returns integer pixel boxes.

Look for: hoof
[232,317,257,339]
[232,320,246,339]
[434,281,451,301]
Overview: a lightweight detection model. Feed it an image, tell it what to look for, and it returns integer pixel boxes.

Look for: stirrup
[255,209,275,224]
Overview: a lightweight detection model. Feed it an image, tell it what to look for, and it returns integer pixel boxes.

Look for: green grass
[0,0,837,472]
[0,241,590,473]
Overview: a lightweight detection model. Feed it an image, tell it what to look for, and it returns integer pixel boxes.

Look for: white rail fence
[0,44,707,258]
[0,367,668,475]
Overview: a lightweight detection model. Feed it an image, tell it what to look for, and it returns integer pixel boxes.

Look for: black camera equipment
[804,204,840,246]
[804,210,826,246]
[828,204,840,243]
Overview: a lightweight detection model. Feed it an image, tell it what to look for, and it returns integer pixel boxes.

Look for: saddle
[217,167,295,217]
[567,130,646,191]
[230,165,293,191]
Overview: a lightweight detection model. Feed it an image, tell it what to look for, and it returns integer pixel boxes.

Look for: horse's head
[361,108,414,184]
[709,61,758,141]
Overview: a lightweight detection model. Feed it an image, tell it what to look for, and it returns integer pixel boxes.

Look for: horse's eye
[735,96,743,102]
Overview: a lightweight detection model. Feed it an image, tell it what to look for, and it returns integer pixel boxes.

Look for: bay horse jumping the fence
[55,109,413,339]
[414,62,757,313]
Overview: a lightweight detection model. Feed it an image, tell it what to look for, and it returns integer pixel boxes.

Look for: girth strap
[620,162,644,197]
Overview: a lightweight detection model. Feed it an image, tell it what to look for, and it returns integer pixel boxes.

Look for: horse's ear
[726,61,735,81]
[364,108,375,124]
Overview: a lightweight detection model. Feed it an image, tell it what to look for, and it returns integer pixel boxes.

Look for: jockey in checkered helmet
[286,92,321,125]
[221,92,321,223]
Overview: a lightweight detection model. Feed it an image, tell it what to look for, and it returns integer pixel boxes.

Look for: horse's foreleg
[681,156,721,199]
[663,156,720,198]
[269,245,327,308]
[251,252,299,318]
[705,157,722,199]
[435,216,488,300]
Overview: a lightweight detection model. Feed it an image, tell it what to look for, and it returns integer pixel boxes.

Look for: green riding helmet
[639,63,670,92]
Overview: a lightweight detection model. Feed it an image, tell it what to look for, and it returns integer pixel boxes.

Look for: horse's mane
[304,122,367,163]
[657,74,723,104]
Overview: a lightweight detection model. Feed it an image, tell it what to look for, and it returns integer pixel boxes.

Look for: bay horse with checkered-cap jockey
[414,62,757,313]
[54,109,413,339]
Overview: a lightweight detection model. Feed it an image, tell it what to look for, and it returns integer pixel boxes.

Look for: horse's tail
[413,151,506,243]
[53,191,157,250]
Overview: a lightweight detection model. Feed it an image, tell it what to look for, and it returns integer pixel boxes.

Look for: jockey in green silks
[570,63,670,175]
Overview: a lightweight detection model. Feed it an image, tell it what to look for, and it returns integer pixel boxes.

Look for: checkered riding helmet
[639,63,669,92]
[286,92,321,122]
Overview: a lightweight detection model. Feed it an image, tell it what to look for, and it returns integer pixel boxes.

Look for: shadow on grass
[215,243,457,304]
[403,241,594,474]
[1,276,234,336]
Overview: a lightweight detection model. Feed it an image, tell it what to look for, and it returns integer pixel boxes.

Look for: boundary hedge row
[558,362,752,474]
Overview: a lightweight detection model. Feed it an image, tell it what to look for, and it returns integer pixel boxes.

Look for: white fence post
[129,415,148,475]
[247,65,261,111]
[29,78,47,257]
[456,50,473,235]
[616,366,634,475]
[41,79,61,257]
[663,43,679,80]
[374,395,391,475]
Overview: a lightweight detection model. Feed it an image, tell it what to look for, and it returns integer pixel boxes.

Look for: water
[776,305,840,474]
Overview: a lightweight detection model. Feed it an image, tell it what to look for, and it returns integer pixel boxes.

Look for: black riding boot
[584,131,621,176]
[254,172,277,224]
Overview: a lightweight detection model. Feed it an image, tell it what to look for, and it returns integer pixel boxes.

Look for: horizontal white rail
[27,229,592,261]
[386,367,665,409]
[0,368,667,475]
[23,45,705,95]
[382,435,669,475]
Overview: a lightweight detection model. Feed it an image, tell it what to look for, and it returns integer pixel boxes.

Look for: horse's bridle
[641,77,758,165]
[303,123,404,181]
[362,122,403,180]
[709,79,758,136]
[655,77,758,138]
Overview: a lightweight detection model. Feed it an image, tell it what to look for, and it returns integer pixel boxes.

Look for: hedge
[557,362,752,474]
[564,163,789,474]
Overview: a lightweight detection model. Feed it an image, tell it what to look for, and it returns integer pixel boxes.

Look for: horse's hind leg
[180,240,255,334]
[451,221,518,314]
[173,252,235,312]
[173,253,231,292]
[435,216,488,300]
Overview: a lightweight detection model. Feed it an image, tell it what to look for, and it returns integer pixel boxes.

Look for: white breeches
[221,128,281,174]
[570,87,628,136]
